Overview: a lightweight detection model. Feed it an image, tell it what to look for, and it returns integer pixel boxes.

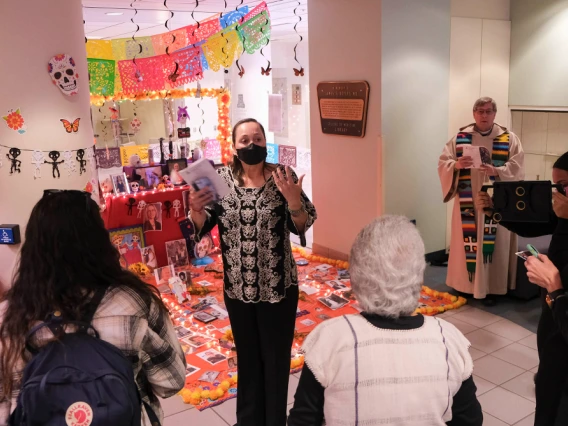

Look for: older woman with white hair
[288,216,482,426]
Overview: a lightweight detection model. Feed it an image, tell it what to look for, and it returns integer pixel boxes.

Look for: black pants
[535,295,568,426]
[224,285,299,426]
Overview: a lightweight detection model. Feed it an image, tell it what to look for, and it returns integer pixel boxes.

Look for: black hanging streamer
[99,106,109,144]
[260,12,271,76]
[197,87,205,141]
[83,20,87,44]
[130,0,143,81]
[219,0,230,72]
[292,1,304,76]
[164,0,180,82]
[234,0,245,77]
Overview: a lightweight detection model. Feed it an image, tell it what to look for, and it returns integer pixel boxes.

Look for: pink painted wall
[0,0,94,291]
[308,0,383,256]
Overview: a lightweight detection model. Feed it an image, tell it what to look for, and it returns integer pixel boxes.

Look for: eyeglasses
[475,109,495,115]
[43,189,92,211]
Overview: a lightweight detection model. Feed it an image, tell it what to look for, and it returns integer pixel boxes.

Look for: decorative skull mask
[138,200,147,210]
[48,54,79,96]
[130,182,140,193]
[173,199,181,208]
[130,117,142,133]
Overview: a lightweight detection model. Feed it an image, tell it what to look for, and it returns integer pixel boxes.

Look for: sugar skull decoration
[48,54,79,96]
[130,116,142,134]
[130,181,140,193]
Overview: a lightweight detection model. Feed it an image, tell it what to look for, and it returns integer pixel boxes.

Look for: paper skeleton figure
[31,151,45,179]
[137,200,147,219]
[126,198,136,216]
[44,151,64,179]
[168,276,188,304]
[63,150,77,176]
[173,199,182,217]
[48,54,79,96]
[76,149,87,175]
[7,147,22,174]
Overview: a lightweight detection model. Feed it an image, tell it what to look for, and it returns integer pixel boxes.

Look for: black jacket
[499,214,568,425]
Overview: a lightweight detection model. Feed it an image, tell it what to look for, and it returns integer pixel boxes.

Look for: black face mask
[236,143,267,165]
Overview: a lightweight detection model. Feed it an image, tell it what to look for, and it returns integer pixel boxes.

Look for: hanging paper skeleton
[31,151,45,179]
[109,106,122,144]
[173,199,182,218]
[63,150,77,176]
[44,151,64,179]
[7,147,22,174]
[125,198,136,216]
[76,149,87,175]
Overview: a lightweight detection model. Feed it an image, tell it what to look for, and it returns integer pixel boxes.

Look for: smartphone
[527,244,540,259]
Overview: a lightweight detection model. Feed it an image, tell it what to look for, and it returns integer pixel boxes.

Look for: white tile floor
[162,305,538,425]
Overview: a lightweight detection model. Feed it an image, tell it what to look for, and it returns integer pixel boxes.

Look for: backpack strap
[143,401,161,426]
[81,286,108,325]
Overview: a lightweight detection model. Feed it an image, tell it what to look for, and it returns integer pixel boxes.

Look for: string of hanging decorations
[86,2,280,98]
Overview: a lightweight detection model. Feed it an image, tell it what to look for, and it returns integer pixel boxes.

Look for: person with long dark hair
[0,190,186,424]
[477,151,568,425]
[190,118,317,426]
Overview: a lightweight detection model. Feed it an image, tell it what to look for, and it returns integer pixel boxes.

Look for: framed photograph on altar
[111,173,130,195]
[167,159,188,186]
[165,239,189,268]
[136,166,163,189]
[109,226,145,268]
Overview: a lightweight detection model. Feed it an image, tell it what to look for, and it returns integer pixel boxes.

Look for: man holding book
[438,97,524,305]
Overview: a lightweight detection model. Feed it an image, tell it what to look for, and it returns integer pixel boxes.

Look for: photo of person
[199,371,219,383]
[177,271,190,288]
[141,245,157,268]
[318,293,349,310]
[325,280,349,292]
[137,166,163,189]
[193,311,216,323]
[228,356,238,369]
[143,203,162,232]
[183,334,213,348]
[197,349,227,365]
[166,239,189,267]
[154,264,175,286]
[167,159,188,185]
[174,325,193,339]
[111,173,130,195]
[186,364,200,377]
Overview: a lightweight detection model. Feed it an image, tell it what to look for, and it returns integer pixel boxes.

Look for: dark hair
[231,118,274,186]
[553,151,568,172]
[0,191,168,397]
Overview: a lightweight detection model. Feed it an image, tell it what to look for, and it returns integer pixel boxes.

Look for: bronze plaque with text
[317,81,370,137]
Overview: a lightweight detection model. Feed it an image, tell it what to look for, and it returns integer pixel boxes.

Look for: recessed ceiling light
[105,12,123,16]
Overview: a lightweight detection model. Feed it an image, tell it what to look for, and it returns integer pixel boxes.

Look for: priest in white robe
[439,97,524,303]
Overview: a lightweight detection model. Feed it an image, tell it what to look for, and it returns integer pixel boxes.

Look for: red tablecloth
[102,186,218,268]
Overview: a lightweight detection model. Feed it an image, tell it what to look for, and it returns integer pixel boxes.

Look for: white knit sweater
[302,314,473,426]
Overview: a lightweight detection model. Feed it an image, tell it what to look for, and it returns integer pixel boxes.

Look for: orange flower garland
[90,88,232,165]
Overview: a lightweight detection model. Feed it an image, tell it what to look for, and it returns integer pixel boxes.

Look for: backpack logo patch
[65,402,93,426]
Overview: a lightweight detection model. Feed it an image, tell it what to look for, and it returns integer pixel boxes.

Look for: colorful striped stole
[455,131,510,281]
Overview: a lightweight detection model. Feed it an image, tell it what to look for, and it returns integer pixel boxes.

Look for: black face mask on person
[236,143,267,165]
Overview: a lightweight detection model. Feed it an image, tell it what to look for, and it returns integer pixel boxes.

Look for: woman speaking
[190,118,316,426]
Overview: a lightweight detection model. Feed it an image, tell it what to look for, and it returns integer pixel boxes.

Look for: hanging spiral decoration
[234,0,245,77]
[292,1,305,76]
[164,0,180,82]
[130,0,143,80]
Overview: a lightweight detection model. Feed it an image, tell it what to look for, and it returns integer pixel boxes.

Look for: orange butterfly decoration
[261,65,272,76]
[293,67,305,77]
[60,118,80,133]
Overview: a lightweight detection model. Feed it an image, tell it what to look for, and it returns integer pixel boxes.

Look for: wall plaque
[317,81,370,137]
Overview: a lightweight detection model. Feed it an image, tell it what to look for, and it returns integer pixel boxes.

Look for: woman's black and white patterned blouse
[195,165,317,303]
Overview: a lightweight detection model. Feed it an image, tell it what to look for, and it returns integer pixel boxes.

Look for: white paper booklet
[462,145,491,169]
[178,158,230,201]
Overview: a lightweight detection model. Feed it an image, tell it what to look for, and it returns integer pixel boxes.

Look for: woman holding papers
[190,118,317,426]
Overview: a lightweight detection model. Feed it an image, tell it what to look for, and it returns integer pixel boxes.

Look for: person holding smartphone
[189,118,317,426]
[476,151,568,426]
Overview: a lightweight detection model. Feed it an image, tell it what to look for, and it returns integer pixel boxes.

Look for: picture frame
[109,226,145,269]
[154,264,175,286]
[136,166,163,189]
[166,158,188,186]
[165,239,190,268]
[111,172,130,195]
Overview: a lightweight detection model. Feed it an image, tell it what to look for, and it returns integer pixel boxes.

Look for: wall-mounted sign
[317,81,370,137]
[0,224,21,245]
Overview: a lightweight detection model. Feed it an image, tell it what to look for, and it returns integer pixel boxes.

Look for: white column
[0,0,94,290]
[308,0,382,259]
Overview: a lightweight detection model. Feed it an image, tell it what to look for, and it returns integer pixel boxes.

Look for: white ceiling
[82,0,308,42]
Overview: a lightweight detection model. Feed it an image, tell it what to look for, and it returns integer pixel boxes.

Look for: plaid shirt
[0,286,187,425]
